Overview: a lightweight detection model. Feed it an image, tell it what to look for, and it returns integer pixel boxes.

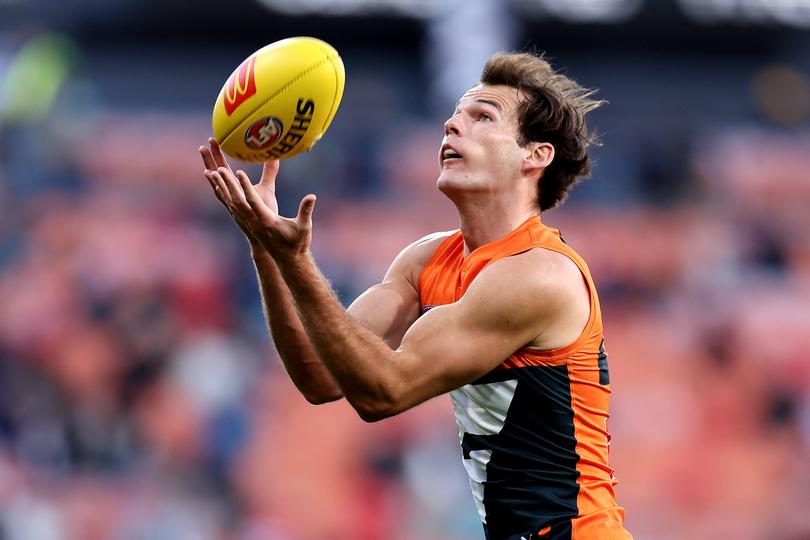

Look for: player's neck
[456,203,539,256]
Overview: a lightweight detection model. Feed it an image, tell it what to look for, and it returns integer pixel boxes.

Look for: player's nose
[444,114,461,136]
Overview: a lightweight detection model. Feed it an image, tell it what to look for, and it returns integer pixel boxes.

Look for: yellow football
[212,37,345,162]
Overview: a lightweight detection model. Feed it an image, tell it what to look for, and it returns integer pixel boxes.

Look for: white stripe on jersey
[464,449,492,521]
[450,379,518,435]
[450,379,518,523]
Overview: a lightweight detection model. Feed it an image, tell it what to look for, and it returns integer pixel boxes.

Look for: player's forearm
[275,251,403,421]
[251,243,343,404]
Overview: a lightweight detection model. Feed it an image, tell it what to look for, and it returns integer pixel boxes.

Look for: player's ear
[522,142,554,176]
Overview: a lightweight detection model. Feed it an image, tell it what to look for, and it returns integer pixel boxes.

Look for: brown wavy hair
[480,52,605,211]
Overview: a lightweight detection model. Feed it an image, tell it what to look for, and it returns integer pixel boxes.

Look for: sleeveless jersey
[418,216,631,540]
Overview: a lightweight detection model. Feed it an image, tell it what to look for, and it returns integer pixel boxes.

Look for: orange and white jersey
[418,216,632,540]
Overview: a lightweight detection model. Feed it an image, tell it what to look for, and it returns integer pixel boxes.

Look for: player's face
[437,84,526,196]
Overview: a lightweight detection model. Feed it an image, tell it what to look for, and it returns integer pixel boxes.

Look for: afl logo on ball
[244,117,284,150]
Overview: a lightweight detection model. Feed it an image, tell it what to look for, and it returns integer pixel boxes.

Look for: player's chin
[436,172,454,192]
[436,173,468,197]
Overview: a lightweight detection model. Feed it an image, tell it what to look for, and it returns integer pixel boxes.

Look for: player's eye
[478,113,492,122]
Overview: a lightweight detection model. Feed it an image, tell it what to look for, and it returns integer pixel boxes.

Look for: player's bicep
[346,232,450,348]
[347,279,420,349]
[389,268,549,412]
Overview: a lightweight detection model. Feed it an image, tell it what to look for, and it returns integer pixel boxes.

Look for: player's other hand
[198,138,316,259]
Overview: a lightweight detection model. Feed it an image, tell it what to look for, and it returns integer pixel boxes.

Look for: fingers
[296,194,317,228]
[203,170,222,202]
[238,170,275,221]
[199,146,218,171]
[259,161,280,188]
[214,166,250,208]
[207,169,231,205]
[209,137,232,171]
[200,141,233,205]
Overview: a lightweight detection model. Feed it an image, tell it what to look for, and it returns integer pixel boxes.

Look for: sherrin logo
[223,56,257,116]
[245,117,284,150]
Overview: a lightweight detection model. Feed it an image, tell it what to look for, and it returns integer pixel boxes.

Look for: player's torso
[417,216,631,540]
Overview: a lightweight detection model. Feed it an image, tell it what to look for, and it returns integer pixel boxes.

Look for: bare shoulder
[494,247,583,287]
[384,230,457,284]
[464,247,589,349]
[402,230,457,264]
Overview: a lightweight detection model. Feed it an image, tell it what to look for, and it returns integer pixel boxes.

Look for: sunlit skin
[195,82,585,420]
[196,67,629,537]
[437,84,554,253]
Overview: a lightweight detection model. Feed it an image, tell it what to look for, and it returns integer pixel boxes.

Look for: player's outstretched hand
[199,138,316,258]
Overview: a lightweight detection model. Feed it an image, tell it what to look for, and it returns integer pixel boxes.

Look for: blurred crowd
[1,27,810,540]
